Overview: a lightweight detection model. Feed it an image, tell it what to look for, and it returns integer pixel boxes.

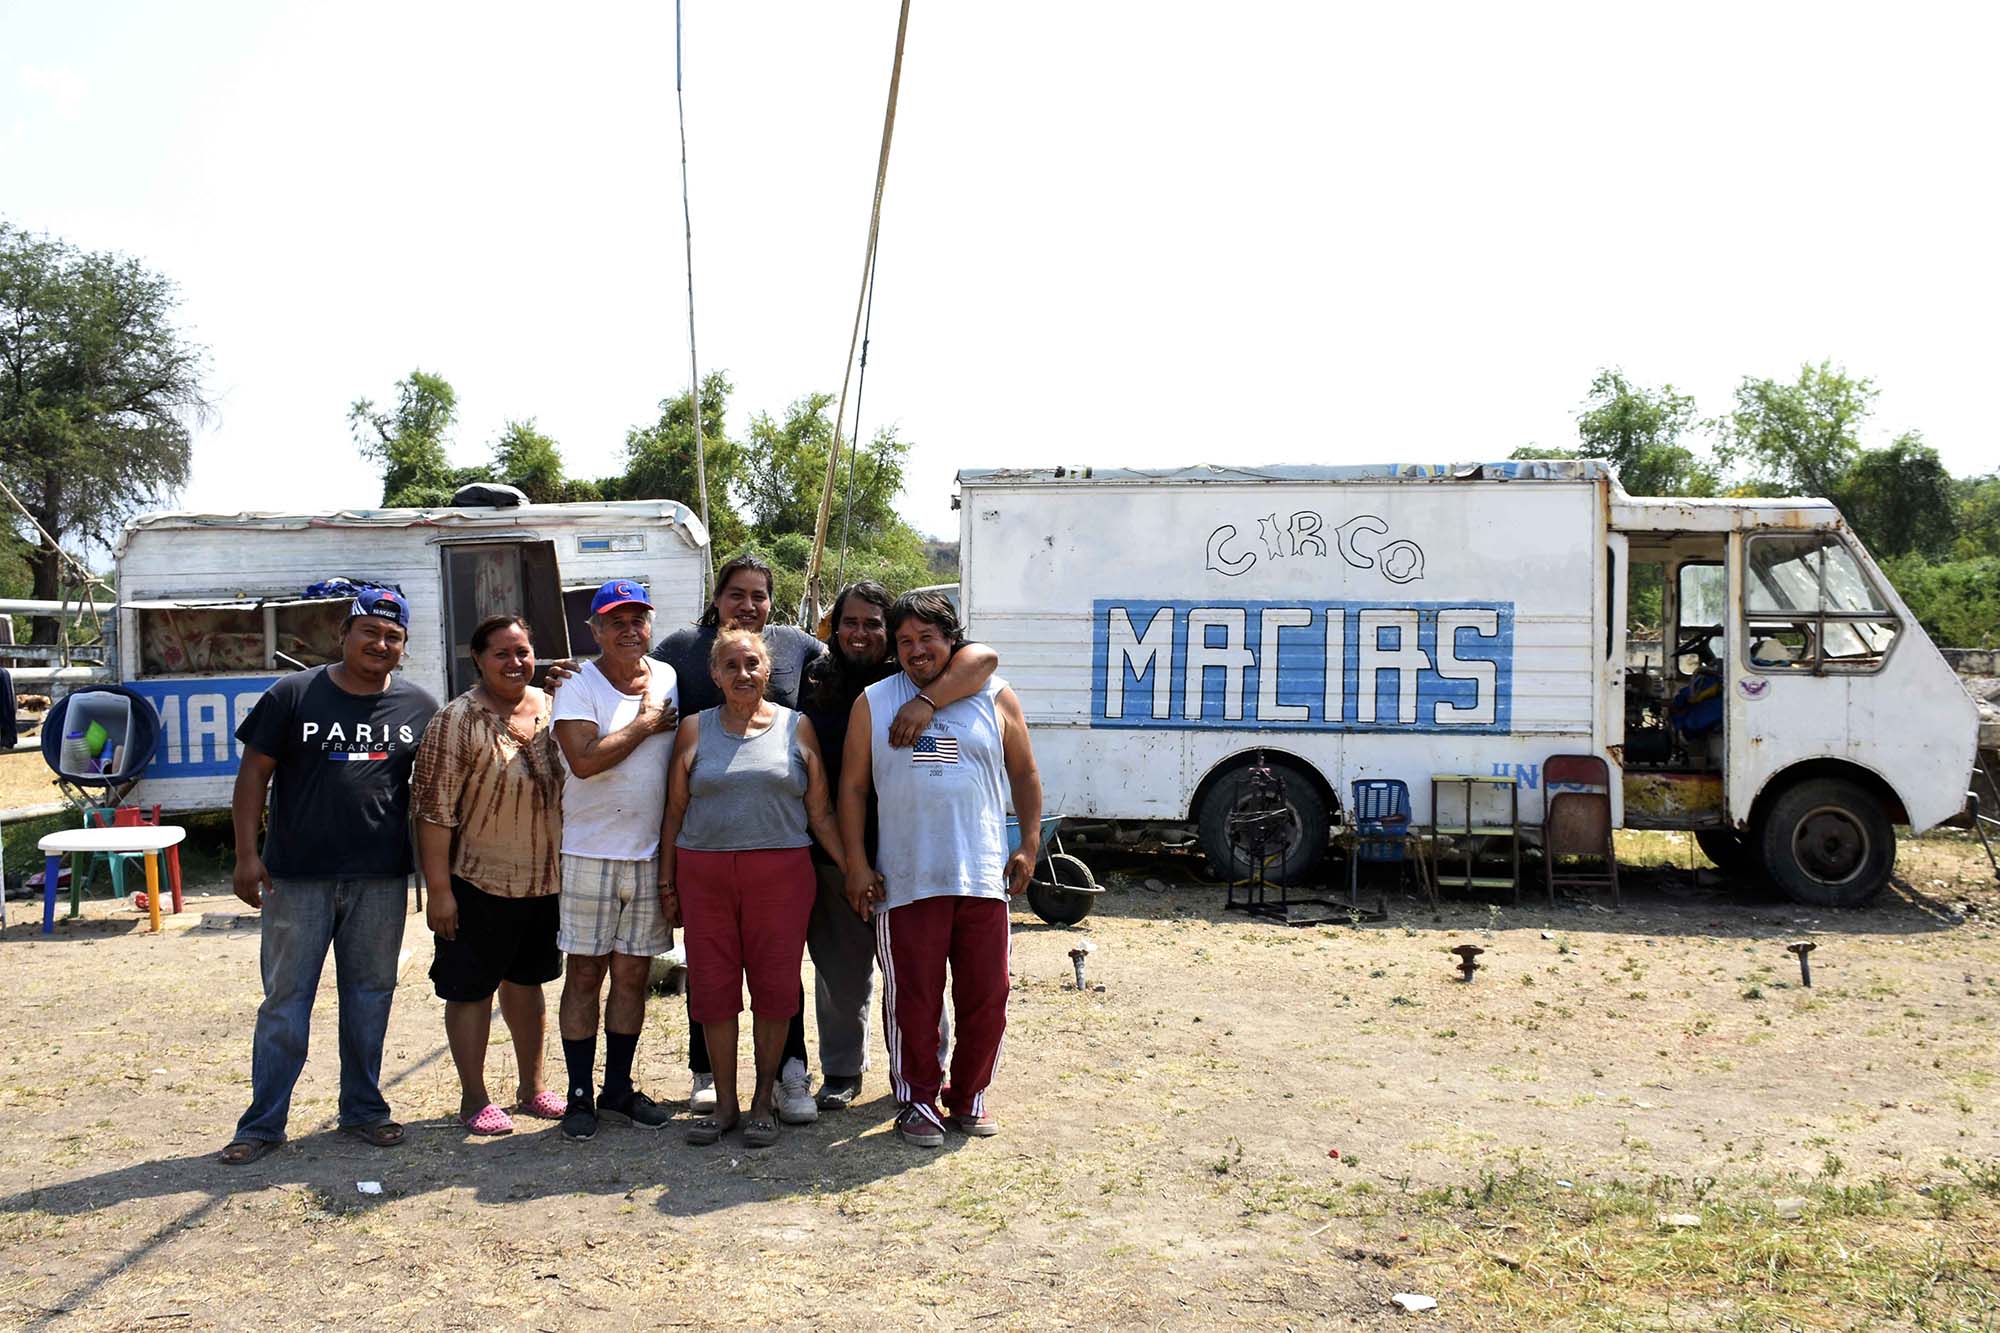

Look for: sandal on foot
[515,1090,566,1120]
[461,1104,514,1136]
[219,1137,283,1166]
[742,1117,779,1149]
[341,1121,405,1148]
[684,1115,736,1147]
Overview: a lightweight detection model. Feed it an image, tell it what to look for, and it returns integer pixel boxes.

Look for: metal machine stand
[1222,753,1368,926]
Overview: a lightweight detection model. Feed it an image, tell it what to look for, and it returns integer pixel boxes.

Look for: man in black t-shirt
[219,588,439,1166]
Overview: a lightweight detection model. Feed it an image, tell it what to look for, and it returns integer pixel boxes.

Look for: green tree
[1882,553,2000,648]
[619,370,746,551]
[1575,369,1718,496]
[1834,432,1958,559]
[0,223,209,640]
[1951,473,2000,561]
[1718,360,1875,498]
[492,418,564,502]
[350,370,458,506]
[740,391,912,551]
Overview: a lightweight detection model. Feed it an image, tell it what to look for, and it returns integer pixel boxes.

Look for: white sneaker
[689,1073,717,1114]
[776,1057,818,1124]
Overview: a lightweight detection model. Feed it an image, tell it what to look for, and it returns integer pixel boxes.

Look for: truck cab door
[1725,531,1901,825]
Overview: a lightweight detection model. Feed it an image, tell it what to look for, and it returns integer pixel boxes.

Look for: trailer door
[439,541,571,697]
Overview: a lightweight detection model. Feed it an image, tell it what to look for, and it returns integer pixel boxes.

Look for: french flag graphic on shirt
[328,750,391,762]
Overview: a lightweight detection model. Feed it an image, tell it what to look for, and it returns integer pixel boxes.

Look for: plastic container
[39,686,161,787]
[57,692,133,780]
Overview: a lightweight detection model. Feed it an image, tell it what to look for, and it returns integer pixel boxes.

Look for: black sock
[602,1030,639,1101]
[687,994,711,1074]
[784,996,808,1064]
[562,1036,597,1109]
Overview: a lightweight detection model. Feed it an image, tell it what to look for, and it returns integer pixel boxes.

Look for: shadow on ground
[1035,839,1992,943]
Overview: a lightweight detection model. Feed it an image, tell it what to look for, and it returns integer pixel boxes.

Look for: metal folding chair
[1541,754,1619,907]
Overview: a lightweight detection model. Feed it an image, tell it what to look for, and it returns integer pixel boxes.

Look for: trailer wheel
[1027,852,1097,927]
[1196,758,1328,885]
[1756,778,1895,907]
[1694,828,1755,878]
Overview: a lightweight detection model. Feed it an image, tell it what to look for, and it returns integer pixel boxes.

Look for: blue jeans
[235,877,408,1142]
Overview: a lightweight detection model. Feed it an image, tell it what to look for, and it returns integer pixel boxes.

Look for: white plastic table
[37,826,187,935]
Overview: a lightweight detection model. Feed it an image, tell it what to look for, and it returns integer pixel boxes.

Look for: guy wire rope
[675,0,709,532]
[804,0,911,626]
[835,255,880,590]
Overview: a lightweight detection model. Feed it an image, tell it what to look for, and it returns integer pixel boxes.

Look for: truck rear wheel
[1195,758,1328,885]
[1756,778,1895,907]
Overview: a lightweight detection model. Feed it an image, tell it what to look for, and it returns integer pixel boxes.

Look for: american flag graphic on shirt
[911,733,959,764]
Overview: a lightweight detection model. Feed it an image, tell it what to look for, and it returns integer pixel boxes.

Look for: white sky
[5,1,1996,544]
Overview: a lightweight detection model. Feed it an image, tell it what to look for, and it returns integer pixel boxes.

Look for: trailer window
[1743,534,1899,674]
[135,599,346,676]
[137,607,263,675]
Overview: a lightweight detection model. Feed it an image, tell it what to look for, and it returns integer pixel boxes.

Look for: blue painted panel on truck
[1090,599,1514,734]
[124,677,279,778]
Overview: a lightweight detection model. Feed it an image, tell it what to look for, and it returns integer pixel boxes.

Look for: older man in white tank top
[837,592,1043,1147]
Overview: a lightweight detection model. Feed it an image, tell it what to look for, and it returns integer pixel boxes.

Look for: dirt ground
[0,749,62,811]
[1,832,1997,1331]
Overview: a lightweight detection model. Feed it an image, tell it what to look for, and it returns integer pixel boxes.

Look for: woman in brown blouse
[412,615,567,1134]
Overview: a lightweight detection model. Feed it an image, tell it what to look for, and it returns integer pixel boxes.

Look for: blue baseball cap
[591,579,653,616]
[349,586,408,629]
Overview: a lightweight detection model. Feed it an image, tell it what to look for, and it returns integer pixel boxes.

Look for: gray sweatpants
[807,862,878,1077]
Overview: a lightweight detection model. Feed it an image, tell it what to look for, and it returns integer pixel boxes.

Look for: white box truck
[957,460,1980,906]
[106,498,710,812]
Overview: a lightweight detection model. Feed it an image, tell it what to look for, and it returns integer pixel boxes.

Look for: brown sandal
[219,1137,283,1165]
[341,1121,405,1148]
[742,1117,779,1149]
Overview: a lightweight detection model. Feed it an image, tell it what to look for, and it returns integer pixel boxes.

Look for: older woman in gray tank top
[659,628,846,1148]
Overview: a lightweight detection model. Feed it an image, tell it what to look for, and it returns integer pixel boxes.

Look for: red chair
[115,804,185,915]
[1542,754,1619,908]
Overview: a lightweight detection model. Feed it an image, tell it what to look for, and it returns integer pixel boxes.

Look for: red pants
[875,894,1010,1116]
[677,847,815,1024]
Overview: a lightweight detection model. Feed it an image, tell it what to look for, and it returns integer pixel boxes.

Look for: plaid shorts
[557,855,672,958]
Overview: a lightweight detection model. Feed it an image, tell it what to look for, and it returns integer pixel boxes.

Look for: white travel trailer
[957,461,1981,906]
[106,499,710,812]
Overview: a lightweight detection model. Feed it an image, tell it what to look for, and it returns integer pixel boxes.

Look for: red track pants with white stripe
[875,894,1010,1117]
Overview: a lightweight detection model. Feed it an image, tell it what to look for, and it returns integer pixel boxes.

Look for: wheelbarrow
[1007,815,1101,926]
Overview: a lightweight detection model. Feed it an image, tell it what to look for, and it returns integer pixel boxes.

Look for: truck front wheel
[1195,758,1329,885]
[1756,778,1895,907]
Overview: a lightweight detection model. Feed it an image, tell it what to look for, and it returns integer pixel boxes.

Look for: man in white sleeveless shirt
[838,591,1043,1147]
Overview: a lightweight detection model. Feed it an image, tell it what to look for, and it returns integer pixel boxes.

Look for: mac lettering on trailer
[126,677,279,778]
[1090,600,1513,734]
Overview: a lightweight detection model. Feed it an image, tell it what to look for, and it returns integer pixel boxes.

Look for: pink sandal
[461,1104,514,1136]
[515,1090,566,1120]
